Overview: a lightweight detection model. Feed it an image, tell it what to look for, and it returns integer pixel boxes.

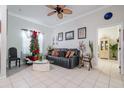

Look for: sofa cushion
[59,51,66,57]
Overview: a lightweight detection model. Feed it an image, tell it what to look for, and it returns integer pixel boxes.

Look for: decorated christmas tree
[30,31,40,61]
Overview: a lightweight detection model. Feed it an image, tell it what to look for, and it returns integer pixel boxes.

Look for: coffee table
[33,59,50,71]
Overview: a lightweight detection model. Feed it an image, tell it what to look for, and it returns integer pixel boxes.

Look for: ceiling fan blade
[63,9,72,14]
[58,5,65,9]
[57,13,63,19]
[47,11,56,16]
[46,5,56,10]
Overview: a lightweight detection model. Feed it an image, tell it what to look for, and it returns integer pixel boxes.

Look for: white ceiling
[8,5,105,28]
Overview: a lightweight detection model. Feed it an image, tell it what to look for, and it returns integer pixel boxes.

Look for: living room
[0,5,124,88]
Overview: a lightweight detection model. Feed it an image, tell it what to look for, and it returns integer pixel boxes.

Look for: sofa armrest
[69,56,79,60]
[68,56,79,68]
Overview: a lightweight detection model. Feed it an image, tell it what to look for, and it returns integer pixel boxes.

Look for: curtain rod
[21,29,41,33]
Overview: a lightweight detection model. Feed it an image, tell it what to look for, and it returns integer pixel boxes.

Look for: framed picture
[65,31,74,40]
[58,32,63,41]
[78,27,86,39]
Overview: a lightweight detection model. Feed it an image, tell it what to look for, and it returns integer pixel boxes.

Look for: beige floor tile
[41,79,56,87]
[109,83,123,88]
[48,83,64,88]
[30,82,47,88]
[64,82,79,88]
[79,82,94,88]
[12,80,29,88]
[0,78,12,88]
[0,81,12,88]
[0,59,122,88]
[109,79,123,88]
[94,82,108,88]
[57,78,70,85]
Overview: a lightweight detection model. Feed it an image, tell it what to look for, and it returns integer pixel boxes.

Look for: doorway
[97,25,121,73]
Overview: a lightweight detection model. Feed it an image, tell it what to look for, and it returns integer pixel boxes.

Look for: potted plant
[109,43,118,60]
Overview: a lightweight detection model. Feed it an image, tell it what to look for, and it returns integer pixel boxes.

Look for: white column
[0,5,7,79]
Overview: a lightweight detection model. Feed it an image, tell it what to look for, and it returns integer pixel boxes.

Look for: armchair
[8,47,20,69]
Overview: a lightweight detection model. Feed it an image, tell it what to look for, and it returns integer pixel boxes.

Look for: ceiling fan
[46,5,72,19]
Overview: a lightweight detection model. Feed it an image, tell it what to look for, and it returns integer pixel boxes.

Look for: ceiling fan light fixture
[46,5,72,19]
[57,13,63,19]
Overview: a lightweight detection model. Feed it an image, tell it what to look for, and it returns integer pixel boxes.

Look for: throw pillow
[55,50,60,57]
[69,51,75,58]
[65,50,71,58]
[51,50,56,56]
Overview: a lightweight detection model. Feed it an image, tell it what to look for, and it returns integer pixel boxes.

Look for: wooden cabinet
[99,37,110,59]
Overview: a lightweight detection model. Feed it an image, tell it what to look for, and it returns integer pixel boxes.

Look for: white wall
[7,15,53,59]
[53,6,124,66]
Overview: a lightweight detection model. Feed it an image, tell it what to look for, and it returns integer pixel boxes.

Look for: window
[22,31,43,56]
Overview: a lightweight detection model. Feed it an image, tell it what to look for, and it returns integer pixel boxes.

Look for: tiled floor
[0,59,124,88]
